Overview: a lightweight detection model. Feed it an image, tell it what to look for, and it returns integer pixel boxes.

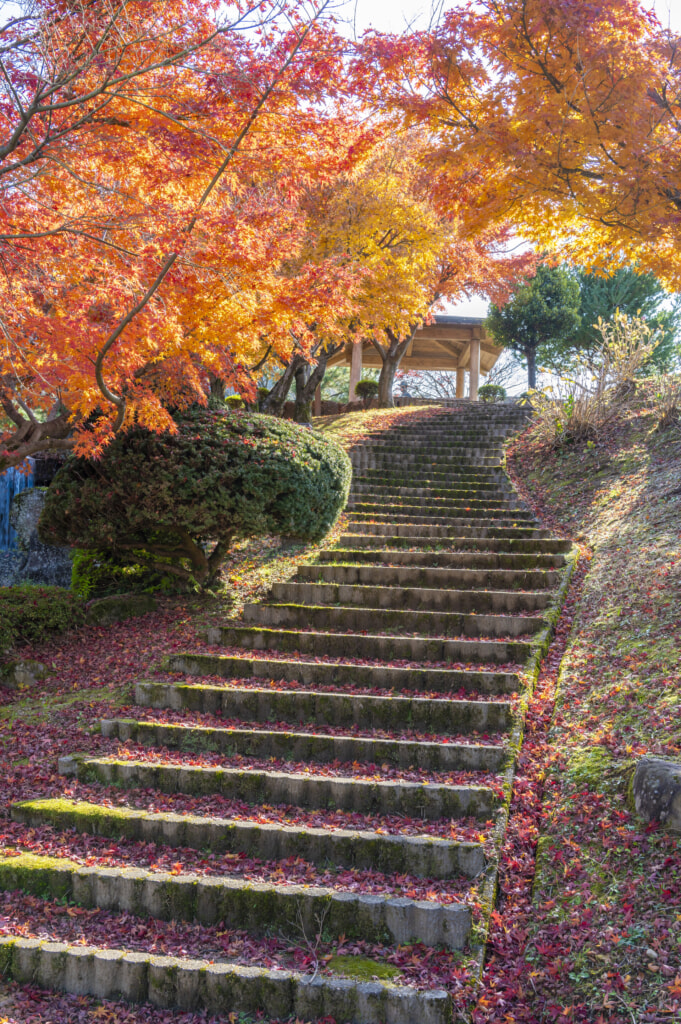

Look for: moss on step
[327,955,401,982]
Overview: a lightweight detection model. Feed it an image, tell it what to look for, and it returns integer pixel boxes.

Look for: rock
[9,488,72,587]
[0,659,52,690]
[632,756,681,832]
[85,593,158,626]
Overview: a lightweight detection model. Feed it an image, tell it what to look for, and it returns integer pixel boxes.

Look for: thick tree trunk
[373,326,417,408]
[260,355,304,417]
[377,358,399,407]
[208,373,226,407]
[294,362,311,424]
[526,347,538,390]
[293,346,339,424]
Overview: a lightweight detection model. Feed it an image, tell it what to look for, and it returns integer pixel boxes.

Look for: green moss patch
[327,955,401,981]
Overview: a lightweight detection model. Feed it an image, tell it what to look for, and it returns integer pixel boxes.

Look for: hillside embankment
[496,398,681,1023]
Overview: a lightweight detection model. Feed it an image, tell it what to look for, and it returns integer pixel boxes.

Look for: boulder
[85,593,158,626]
[632,756,681,832]
[0,659,52,690]
[9,488,72,587]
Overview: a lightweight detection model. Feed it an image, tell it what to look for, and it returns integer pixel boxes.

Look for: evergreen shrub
[40,409,351,587]
[0,585,85,652]
[478,384,507,403]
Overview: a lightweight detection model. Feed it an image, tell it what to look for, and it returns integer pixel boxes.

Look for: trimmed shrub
[40,408,351,588]
[0,585,85,653]
[478,384,507,403]
[355,380,379,401]
[71,550,177,599]
[224,395,245,410]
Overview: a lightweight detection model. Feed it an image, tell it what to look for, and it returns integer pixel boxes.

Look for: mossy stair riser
[348,496,533,514]
[62,755,501,820]
[161,653,521,696]
[216,626,534,664]
[270,582,552,613]
[347,510,537,527]
[295,564,561,591]
[241,602,544,638]
[317,549,567,570]
[344,521,552,539]
[99,718,508,773]
[136,681,515,733]
[11,801,485,878]
[339,534,570,554]
[0,854,471,950]
[351,486,522,503]
[0,938,452,1024]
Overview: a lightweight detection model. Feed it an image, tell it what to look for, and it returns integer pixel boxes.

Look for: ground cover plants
[495,384,681,1022]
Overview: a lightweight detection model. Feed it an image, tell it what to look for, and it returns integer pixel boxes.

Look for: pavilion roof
[326,315,503,374]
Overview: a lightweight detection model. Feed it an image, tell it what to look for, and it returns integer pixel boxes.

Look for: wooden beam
[432,338,466,361]
[458,343,471,369]
[349,341,363,401]
[456,367,465,398]
[470,337,481,401]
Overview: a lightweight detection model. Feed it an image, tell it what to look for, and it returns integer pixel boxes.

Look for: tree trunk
[208,373,226,408]
[378,358,399,407]
[373,326,417,408]
[293,347,337,424]
[526,347,537,390]
[260,355,304,417]
[294,362,311,424]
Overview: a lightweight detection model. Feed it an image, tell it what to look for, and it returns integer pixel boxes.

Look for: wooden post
[470,336,481,401]
[314,384,322,417]
[349,341,363,402]
[456,367,465,398]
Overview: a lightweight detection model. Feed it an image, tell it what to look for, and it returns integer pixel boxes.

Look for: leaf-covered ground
[480,395,681,1023]
[0,404,487,1023]
[5,398,676,1024]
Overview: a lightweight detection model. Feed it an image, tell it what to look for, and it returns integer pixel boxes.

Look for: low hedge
[0,585,85,653]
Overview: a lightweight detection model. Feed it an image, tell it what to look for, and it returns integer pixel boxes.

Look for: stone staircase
[1,404,572,1024]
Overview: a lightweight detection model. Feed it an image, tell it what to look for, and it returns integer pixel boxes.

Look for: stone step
[353,447,504,460]
[136,681,514,732]
[350,485,524,505]
[0,935,452,1023]
[361,457,502,469]
[296,563,561,590]
[344,518,547,537]
[347,501,535,521]
[318,548,566,570]
[356,435,510,445]
[0,851,472,951]
[163,653,520,695]
[100,718,508,772]
[271,581,552,613]
[241,602,544,638]
[351,483,517,501]
[358,470,506,486]
[216,625,534,664]
[11,799,485,878]
[62,755,500,820]
[339,534,571,554]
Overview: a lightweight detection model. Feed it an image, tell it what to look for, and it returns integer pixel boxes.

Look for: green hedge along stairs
[2,404,574,1024]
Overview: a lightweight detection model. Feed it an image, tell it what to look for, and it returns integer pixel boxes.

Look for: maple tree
[0,0,354,470]
[375,0,681,290]
[270,134,534,409]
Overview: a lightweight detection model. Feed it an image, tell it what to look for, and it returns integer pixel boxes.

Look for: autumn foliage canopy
[1,0,678,466]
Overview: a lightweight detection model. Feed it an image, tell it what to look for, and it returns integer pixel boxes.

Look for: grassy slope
[506,400,681,1022]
